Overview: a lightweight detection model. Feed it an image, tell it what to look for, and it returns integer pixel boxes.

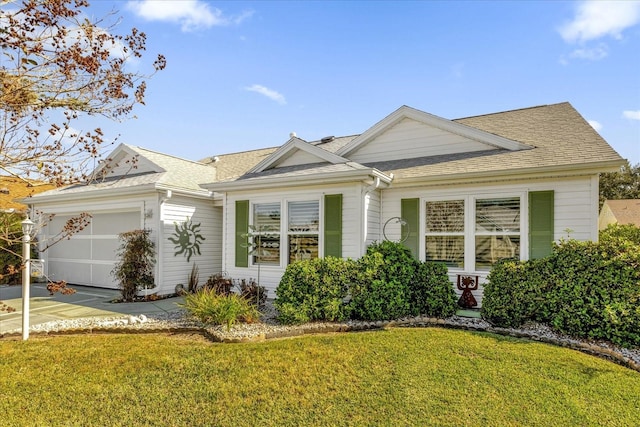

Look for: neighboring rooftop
[0,176,55,212]
[599,199,640,228]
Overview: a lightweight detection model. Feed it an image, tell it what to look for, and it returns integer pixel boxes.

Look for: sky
[72,1,640,165]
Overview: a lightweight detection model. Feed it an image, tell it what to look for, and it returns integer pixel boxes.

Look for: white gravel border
[2,302,639,372]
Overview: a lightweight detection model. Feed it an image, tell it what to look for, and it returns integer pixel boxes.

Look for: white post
[21,217,34,341]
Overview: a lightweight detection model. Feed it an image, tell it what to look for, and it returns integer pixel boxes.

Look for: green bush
[181,288,259,330]
[0,212,36,285]
[482,233,640,348]
[350,241,416,321]
[111,229,156,302]
[482,258,552,328]
[275,257,354,324]
[544,238,640,347]
[600,223,640,245]
[411,262,458,318]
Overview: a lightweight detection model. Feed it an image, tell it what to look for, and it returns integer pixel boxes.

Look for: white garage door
[45,211,141,288]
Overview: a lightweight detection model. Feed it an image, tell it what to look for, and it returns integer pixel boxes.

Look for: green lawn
[1,328,638,426]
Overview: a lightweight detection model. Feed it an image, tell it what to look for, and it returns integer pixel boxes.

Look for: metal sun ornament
[168,220,205,262]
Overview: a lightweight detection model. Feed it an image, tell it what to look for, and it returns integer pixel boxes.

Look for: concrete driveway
[0,283,184,334]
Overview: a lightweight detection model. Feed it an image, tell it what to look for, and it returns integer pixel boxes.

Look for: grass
[0,328,639,426]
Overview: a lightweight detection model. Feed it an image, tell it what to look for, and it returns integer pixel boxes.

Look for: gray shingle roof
[209,102,623,186]
[29,145,217,200]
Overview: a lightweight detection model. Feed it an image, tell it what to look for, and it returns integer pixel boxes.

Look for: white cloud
[623,110,640,120]
[126,1,253,32]
[568,43,609,60]
[559,0,640,43]
[245,85,286,105]
[588,120,603,132]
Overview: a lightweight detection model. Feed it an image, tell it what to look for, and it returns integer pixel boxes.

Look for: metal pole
[22,220,32,341]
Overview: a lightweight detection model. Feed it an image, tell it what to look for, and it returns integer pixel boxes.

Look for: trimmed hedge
[275,241,457,324]
[483,224,640,348]
[350,241,416,321]
[275,257,355,324]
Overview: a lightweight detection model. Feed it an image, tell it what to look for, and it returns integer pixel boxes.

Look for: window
[288,201,319,263]
[422,196,522,271]
[252,202,281,265]
[425,200,465,268]
[475,197,520,269]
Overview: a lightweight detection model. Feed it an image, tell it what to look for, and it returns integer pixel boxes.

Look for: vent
[0,188,9,194]
[320,136,335,143]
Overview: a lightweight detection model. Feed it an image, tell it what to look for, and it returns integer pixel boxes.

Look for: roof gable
[95,144,164,180]
[336,105,532,163]
[248,137,350,173]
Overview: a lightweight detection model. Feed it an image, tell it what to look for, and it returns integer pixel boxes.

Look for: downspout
[361,176,382,254]
[157,190,172,293]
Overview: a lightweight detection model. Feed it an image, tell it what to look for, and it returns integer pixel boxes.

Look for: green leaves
[482,224,640,347]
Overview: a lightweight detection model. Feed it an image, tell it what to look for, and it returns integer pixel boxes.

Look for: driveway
[0,284,184,334]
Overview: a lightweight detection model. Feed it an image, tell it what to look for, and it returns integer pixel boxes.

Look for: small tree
[0,0,165,274]
[111,229,156,302]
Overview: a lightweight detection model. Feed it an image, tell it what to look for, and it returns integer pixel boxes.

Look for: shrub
[275,257,355,324]
[350,241,416,321]
[482,258,552,328]
[236,278,268,308]
[181,288,259,330]
[544,238,640,347]
[482,235,640,348]
[111,229,156,302]
[187,263,199,293]
[600,223,640,245]
[202,273,233,295]
[411,262,458,318]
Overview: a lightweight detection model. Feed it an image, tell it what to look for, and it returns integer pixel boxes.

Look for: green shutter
[235,200,249,267]
[529,191,554,259]
[324,194,342,258]
[401,198,420,259]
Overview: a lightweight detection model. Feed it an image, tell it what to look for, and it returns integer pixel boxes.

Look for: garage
[44,210,142,288]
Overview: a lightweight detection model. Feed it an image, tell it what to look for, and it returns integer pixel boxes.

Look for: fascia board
[22,182,212,205]
[390,159,625,188]
[204,168,393,192]
[337,105,531,157]
[248,138,350,173]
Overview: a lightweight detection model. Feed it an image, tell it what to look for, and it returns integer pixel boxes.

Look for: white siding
[102,152,159,178]
[275,150,326,168]
[381,175,600,307]
[365,188,381,246]
[349,118,498,164]
[222,183,363,295]
[159,196,221,295]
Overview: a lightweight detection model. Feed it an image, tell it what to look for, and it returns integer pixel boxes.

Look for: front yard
[1,328,638,426]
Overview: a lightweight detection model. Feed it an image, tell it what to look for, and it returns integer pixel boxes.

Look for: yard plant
[181,287,260,330]
[275,241,456,324]
[0,329,638,426]
[111,229,156,302]
[483,224,640,347]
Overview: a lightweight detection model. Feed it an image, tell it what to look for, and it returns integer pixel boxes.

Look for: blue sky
[84,0,639,165]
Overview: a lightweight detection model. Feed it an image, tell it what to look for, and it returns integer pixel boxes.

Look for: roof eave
[390,159,625,187]
[21,182,212,205]
[204,168,393,192]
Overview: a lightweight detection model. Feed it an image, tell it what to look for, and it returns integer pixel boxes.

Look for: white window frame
[250,197,322,268]
[422,192,526,272]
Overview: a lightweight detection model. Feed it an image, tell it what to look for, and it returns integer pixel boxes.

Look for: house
[22,145,220,292]
[25,102,624,305]
[598,199,640,230]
